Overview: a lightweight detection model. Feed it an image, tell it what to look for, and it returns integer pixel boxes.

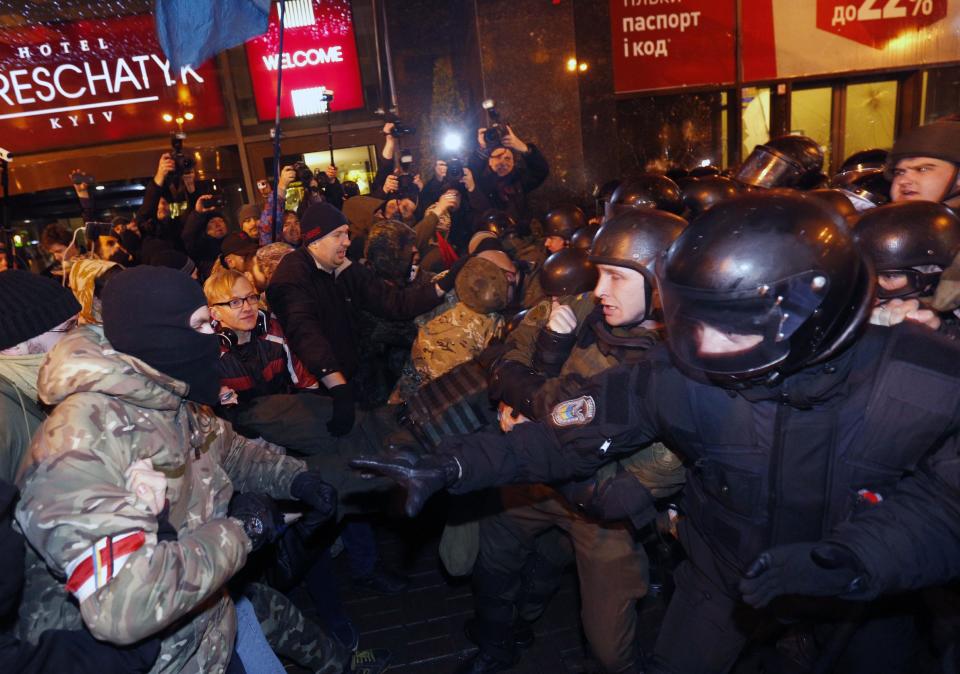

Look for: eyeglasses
[212,294,260,310]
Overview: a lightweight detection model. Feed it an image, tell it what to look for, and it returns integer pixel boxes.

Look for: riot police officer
[736,134,824,190]
[542,205,587,254]
[460,209,686,674]
[855,200,960,335]
[355,192,960,674]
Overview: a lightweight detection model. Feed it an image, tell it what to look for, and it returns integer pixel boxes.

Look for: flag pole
[270,0,287,243]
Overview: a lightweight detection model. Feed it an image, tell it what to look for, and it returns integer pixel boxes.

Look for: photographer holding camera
[465,104,549,233]
[135,152,200,251]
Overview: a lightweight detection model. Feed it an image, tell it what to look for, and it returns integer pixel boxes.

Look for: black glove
[350,446,460,517]
[326,382,356,437]
[229,492,283,552]
[557,467,656,527]
[435,254,470,292]
[156,501,178,542]
[739,542,865,608]
[290,470,338,528]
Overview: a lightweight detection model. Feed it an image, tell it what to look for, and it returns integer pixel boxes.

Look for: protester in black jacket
[267,202,453,438]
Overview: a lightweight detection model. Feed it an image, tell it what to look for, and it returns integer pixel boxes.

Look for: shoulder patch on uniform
[550,395,596,427]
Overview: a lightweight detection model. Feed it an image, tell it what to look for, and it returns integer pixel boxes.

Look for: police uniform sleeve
[826,434,960,599]
[445,361,661,492]
[217,418,306,499]
[15,396,251,646]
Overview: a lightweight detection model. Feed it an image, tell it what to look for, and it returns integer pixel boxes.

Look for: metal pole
[381,0,398,111]
[271,0,287,243]
[0,157,12,271]
[328,110,335,167]
[732,0,744,166]
[369,0,386,112]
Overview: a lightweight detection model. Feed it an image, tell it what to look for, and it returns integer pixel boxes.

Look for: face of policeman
[594,264,647,326]
[544,235,566,254]
[695,324,764,357]
[891,157,960,203]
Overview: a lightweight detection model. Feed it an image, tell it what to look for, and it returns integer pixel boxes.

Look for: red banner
[610,0,736,94]
[0,14,225,155]
[742,0,960,81]
[815,0,948,48]
[245,0,364,121]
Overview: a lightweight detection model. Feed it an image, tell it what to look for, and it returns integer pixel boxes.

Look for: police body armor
[644,323,960,575]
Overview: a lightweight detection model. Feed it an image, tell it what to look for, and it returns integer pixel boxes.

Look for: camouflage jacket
[393,292,504,402]
[500,294,684,495]
[15,327,306,674]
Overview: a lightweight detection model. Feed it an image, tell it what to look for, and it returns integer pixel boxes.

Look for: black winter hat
[0,270,81,351]
[301,202,349,246]
[147,249,197,276]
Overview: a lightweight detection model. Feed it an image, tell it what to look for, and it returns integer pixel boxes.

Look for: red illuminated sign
[816,0,947,48]
[610,0,735,94]
[245,0,364,121]
[0,14,225,155]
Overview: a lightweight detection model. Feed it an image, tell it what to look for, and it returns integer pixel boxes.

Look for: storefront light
[566,57,578,72]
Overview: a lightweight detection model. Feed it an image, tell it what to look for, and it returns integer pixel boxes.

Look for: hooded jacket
[15,327,306,674]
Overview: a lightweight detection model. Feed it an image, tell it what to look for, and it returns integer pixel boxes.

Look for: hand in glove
[290,470,338,528]
[229,492,283,552]
[546,299,578,334]
[739,542,865,608]
[350,446,461,517]
[326,382,356,437]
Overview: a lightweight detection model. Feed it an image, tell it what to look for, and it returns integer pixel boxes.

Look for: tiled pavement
[285,504,667,674]
[285,506,941,674]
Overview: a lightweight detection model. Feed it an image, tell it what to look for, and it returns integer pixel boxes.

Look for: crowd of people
[2,113,960,674]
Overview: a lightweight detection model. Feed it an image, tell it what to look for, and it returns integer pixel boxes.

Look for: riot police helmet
[570,223,600,251]
[590,208,687,319]
[659,192,875,384]
[854,201,960,300]
[540,248,599,298]
[543,205,587,241]
[605,174,684,219]
[735,135,824,189]
[681,175,741,220]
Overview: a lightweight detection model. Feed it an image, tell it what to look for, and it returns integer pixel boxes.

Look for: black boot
[453,648,518,674]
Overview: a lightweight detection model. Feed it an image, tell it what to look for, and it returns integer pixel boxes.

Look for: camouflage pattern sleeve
[501,298,551,367]
[79,517,249,644]
[217,417,306,499]
[15,395,252,645]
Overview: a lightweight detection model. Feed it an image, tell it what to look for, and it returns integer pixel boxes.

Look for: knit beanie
[0,270,81,350]
[102,266,220,405]
[301,202,349,246]
[147,249,197,276]
[221,232,259,258]
[238,203,261,223]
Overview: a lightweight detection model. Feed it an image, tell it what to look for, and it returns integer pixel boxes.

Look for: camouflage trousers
[244,582,349,674]
[475,484,649,672]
